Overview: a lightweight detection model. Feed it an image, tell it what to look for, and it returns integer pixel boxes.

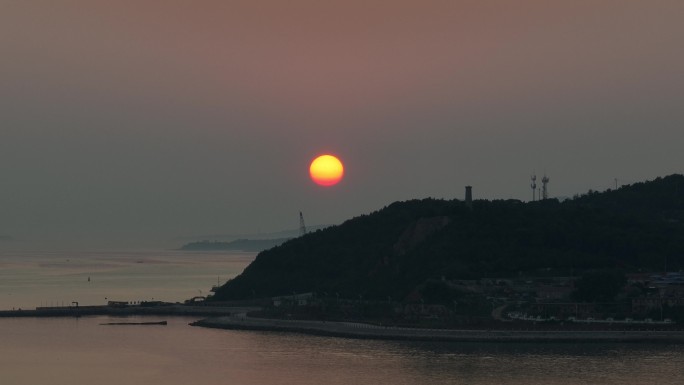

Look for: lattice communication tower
[299,212,307,236]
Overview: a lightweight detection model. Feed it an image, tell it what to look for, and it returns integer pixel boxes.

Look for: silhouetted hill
[212,174,684,301]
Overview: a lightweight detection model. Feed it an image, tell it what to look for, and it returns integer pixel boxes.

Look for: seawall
[0,305,258,318]
[192,315,684,343]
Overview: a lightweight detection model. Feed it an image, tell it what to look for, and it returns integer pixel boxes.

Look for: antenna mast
[541,174,550,200]
[530,173,537,201]
[299,212,307,236]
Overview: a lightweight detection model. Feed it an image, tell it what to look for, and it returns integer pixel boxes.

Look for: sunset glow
[309,155,344,186]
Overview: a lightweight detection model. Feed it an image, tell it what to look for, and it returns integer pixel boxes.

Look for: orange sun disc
[309,155,344,186]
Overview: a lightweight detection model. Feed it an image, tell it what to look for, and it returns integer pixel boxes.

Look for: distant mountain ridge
[175,225,330,243]
[180,238,290,252]
[211,174,684,302]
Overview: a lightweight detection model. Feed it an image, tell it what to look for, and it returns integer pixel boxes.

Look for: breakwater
[192,315,684,343]
[0,305,258,318]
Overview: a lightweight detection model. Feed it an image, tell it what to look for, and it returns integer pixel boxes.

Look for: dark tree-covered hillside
[211,174,684,302]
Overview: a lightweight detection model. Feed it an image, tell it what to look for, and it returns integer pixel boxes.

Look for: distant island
[180,238,290,252]
[209,174,684,327]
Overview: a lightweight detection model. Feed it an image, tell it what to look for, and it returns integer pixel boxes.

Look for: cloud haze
[1,1,683,248]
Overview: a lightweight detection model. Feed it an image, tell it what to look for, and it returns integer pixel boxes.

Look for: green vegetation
[572,270,627,302]
[212,175,684,305]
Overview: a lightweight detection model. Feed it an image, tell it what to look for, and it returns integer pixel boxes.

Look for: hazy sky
[1,1,683,248]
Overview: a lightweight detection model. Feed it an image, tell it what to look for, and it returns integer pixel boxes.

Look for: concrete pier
[0,304,258,318]
[192,315,684,343]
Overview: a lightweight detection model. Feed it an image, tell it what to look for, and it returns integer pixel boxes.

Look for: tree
[573,270,627,302]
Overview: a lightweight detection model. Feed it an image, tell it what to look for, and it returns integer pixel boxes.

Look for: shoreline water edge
[4,305,684,343]
[190,315,684,343]
[0,305,256,318]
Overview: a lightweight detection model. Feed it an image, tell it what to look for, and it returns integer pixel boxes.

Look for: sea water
[0,249,254,309]
[2,250,684,384]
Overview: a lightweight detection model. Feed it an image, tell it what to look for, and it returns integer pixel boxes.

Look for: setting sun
[309,155,344,186]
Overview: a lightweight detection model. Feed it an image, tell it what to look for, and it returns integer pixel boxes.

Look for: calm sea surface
[2,250,684,384]
[0,249,254,309]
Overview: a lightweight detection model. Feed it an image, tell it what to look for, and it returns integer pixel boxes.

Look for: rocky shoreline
[191,315,684,343]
